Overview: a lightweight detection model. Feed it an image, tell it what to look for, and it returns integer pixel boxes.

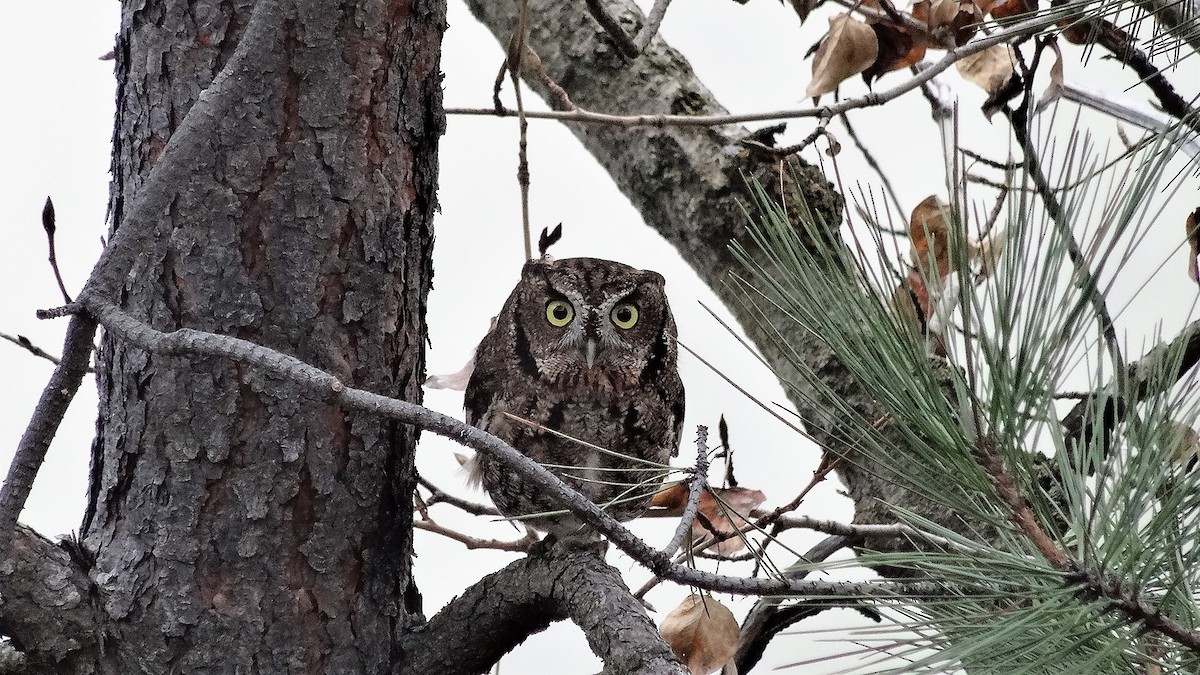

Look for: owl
[465,257,685,542]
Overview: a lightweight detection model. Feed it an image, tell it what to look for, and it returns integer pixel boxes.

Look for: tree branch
[661,427,709,558]
[1059,319,1200,474]
[412,519,535,552]
[734,535,854,673]
[0,315,96,540]
[0,526,102,670]
[397,546,685,674]
[0,331,93,371]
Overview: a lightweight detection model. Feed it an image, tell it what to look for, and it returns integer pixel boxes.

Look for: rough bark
[462,0,960,542]
[398,546,686,675]
[66,0,444,671]
[0,528,100,674]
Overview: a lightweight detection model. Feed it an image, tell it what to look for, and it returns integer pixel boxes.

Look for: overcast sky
[3,1,1199,672]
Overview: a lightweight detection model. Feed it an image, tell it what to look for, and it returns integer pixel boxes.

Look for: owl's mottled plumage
[465,257,685,541]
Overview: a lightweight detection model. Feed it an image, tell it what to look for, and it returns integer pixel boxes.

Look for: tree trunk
[76,0,443,670]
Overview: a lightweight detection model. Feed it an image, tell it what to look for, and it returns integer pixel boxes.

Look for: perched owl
[465,257,685,542]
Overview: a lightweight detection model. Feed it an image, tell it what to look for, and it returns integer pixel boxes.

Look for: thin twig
[1093,19,1200,137]
[41,197,72,304]
[0,331,94,372]
[740,121,829,159]
[413,519,535,552]
[417,477,498,516]
[0,316,97,539]
[661,427,710,558]
[633,0,673,52]
[840,113,905,218]
[1005,49,1127,400]
[584,0,638,58]
[510,0,533,261]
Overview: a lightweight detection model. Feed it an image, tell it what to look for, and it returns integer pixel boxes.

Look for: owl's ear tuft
[521,259,550,278]
[640,269,666,287]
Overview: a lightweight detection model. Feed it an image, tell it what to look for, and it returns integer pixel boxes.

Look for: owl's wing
[669,376,685,458]
[463,318,502,427]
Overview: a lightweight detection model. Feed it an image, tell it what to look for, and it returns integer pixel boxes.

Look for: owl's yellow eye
[611,303,639,329]
[546,300,574,327]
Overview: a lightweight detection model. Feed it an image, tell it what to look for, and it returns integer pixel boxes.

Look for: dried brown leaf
[650,482,690,510]
[909,195,953,279]
[956,44,1015,95]
[660,594,740,675]
[694,486,765,554]
[914,0,980,46]
[988,0,1037,19]
[807,14,880,99]
[1034,40,1064,115]
[863,23,926,85]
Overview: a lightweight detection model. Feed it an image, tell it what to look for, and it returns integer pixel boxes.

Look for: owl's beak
[584,338,599,369]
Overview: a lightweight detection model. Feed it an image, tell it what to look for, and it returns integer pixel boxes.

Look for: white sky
[2,1,1198,673]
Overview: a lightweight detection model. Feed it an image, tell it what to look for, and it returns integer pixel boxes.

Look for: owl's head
[506,257,677,385]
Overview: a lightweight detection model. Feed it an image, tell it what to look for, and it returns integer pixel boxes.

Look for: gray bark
[398,546,686,675]
[65,0,442,671]
[0,528,100,674]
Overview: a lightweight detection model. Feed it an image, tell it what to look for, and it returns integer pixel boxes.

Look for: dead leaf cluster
[804,0,1038,103]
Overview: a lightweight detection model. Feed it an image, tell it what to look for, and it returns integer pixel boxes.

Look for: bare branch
[0,315,96,540]
[1093,19,1200,137]
[413,519,535,552]
[1060,320,1200,474]
[0,331,93,371]
[735,535,854,672]
[417,477,498,516]
[584,0,638,58]
[1005,50,1126,407]
[633,0,673,52]
[661,427,710,558]
[0,526,103,669]
[396,546,685,674]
